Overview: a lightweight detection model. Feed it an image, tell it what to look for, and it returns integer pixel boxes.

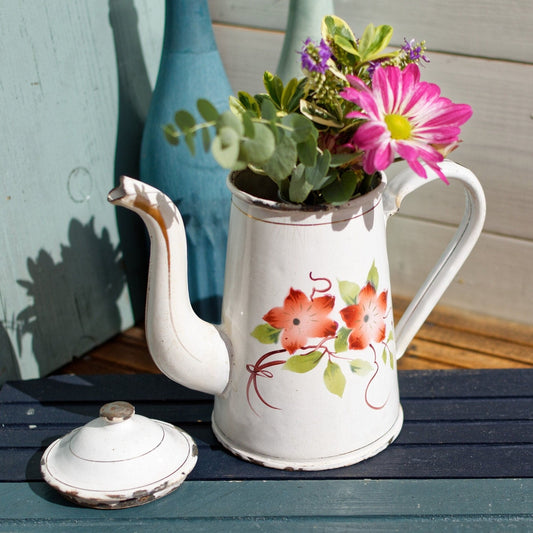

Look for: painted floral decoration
[165,15,472,206]
[340,283,388,350]
[247,263,394,414]
[262,288,338,355]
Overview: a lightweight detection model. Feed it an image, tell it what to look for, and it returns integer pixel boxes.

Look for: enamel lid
[41,401,197,509]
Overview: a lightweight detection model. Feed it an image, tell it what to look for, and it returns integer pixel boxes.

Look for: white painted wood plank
[213,24,533,241]
[396,54,533,241]
[209,0,533,64]
[387,215,533,324]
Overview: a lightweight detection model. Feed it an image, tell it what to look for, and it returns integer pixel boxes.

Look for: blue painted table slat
[0,369,532,530]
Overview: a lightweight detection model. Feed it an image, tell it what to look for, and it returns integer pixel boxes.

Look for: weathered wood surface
[1,0,531,385]
[1,370,532,481]
[0,370,531,530]
[0,479,531,531]
[0,0,164,382]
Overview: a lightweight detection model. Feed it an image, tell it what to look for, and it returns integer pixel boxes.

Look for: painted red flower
[340,283,388,350]
[263,288,338,354]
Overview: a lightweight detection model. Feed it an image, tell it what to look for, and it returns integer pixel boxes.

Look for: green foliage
[163,73,335,204]
[334,326,351,353]
[321,15,396,71]
[323,360,346,398]
[350,358,374,376]
[367,261,379,289]
[163,15,427,205]
[338,280,360,305]
[251,323,281,344]
[284,351,324,373]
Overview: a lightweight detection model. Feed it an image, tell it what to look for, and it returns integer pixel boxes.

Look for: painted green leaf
[334,326,351,353]
[350,358,374,377]
[389,350,395,369]
[197,98,219,122]
[283,351,323,373]
[382,347,388,364]
[323,360,346,398]
[367,261,379,289]
[338,280,360,305]
[251,323,281,344]
[211,126,240,168]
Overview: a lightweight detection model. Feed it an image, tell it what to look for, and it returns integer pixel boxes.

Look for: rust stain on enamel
[132,195,171,272]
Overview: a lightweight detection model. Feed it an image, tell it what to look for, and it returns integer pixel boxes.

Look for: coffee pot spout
[108,176,230,396]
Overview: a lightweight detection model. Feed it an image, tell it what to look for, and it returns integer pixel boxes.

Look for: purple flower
[402,38,430,63]
[367,60,382,78]
[300,38,332,74]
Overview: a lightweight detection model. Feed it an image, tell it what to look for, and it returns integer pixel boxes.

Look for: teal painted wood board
[0,369,532,531]
[0,479,531,531]
[0,1,165,382]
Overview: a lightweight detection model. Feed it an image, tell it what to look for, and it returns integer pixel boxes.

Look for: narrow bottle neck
[163,0,218,53]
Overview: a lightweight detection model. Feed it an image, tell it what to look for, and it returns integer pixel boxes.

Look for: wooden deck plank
[409,324,533,364]
[399,338,533,370]
[0,479,531,532]
[394,296,533,347]
[4,370,532,482]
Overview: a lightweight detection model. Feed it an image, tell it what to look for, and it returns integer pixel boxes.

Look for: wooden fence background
[1,0,532,382]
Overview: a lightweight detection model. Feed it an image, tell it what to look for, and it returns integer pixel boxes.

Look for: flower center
[293,318,301,325]
[384,114,412,140]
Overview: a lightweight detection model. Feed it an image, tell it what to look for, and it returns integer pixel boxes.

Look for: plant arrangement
[164,15,472,205]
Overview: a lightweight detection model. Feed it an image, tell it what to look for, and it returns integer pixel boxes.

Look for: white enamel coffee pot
[108,160,485,470]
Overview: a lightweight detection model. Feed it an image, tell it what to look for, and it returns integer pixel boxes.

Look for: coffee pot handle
[382,160,486,359]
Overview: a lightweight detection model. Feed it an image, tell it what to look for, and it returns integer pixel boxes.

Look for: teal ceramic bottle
[276,0,334,82]
[140,0,232,323]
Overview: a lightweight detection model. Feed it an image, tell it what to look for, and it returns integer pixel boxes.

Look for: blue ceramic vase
[140,0,232,323]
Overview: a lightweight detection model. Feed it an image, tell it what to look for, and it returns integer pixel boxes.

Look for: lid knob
[99,401,135,424]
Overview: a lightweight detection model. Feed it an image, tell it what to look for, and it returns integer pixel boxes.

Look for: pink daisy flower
[340,63,472,183]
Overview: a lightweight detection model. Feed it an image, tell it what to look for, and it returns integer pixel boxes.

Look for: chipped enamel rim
[41,404,198,509]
